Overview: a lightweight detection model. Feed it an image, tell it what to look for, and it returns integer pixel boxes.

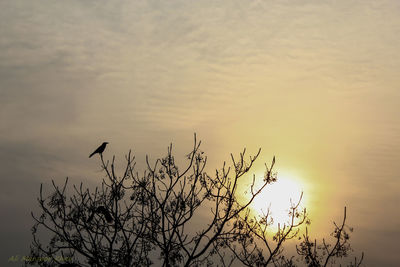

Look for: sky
[0,0,399,266]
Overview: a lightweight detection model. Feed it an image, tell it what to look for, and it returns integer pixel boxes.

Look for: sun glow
[250,171,307,228]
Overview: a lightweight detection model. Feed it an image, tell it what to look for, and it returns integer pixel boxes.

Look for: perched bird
[96,206,113,223]
[87,206,113,223]
[89,142,108,158]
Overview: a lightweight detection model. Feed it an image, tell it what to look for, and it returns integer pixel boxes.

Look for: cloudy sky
[1,0,399,265]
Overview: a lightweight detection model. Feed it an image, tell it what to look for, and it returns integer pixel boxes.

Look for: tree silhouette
[27,135,363,266]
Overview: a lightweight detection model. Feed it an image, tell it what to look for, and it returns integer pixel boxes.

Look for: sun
[250,170,307,228]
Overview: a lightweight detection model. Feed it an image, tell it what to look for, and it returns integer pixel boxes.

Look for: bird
[89,142,108,158]
[87,206,113,223]
[96,206,113,223]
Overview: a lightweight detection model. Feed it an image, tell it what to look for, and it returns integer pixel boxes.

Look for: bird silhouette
[87,206,113,223]
[89,142,108,158]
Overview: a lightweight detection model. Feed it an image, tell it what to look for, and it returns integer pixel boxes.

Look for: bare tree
[225,203,363,267]
[295,207,364,267]
[27,135,362,266]
[226,192,308,267]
